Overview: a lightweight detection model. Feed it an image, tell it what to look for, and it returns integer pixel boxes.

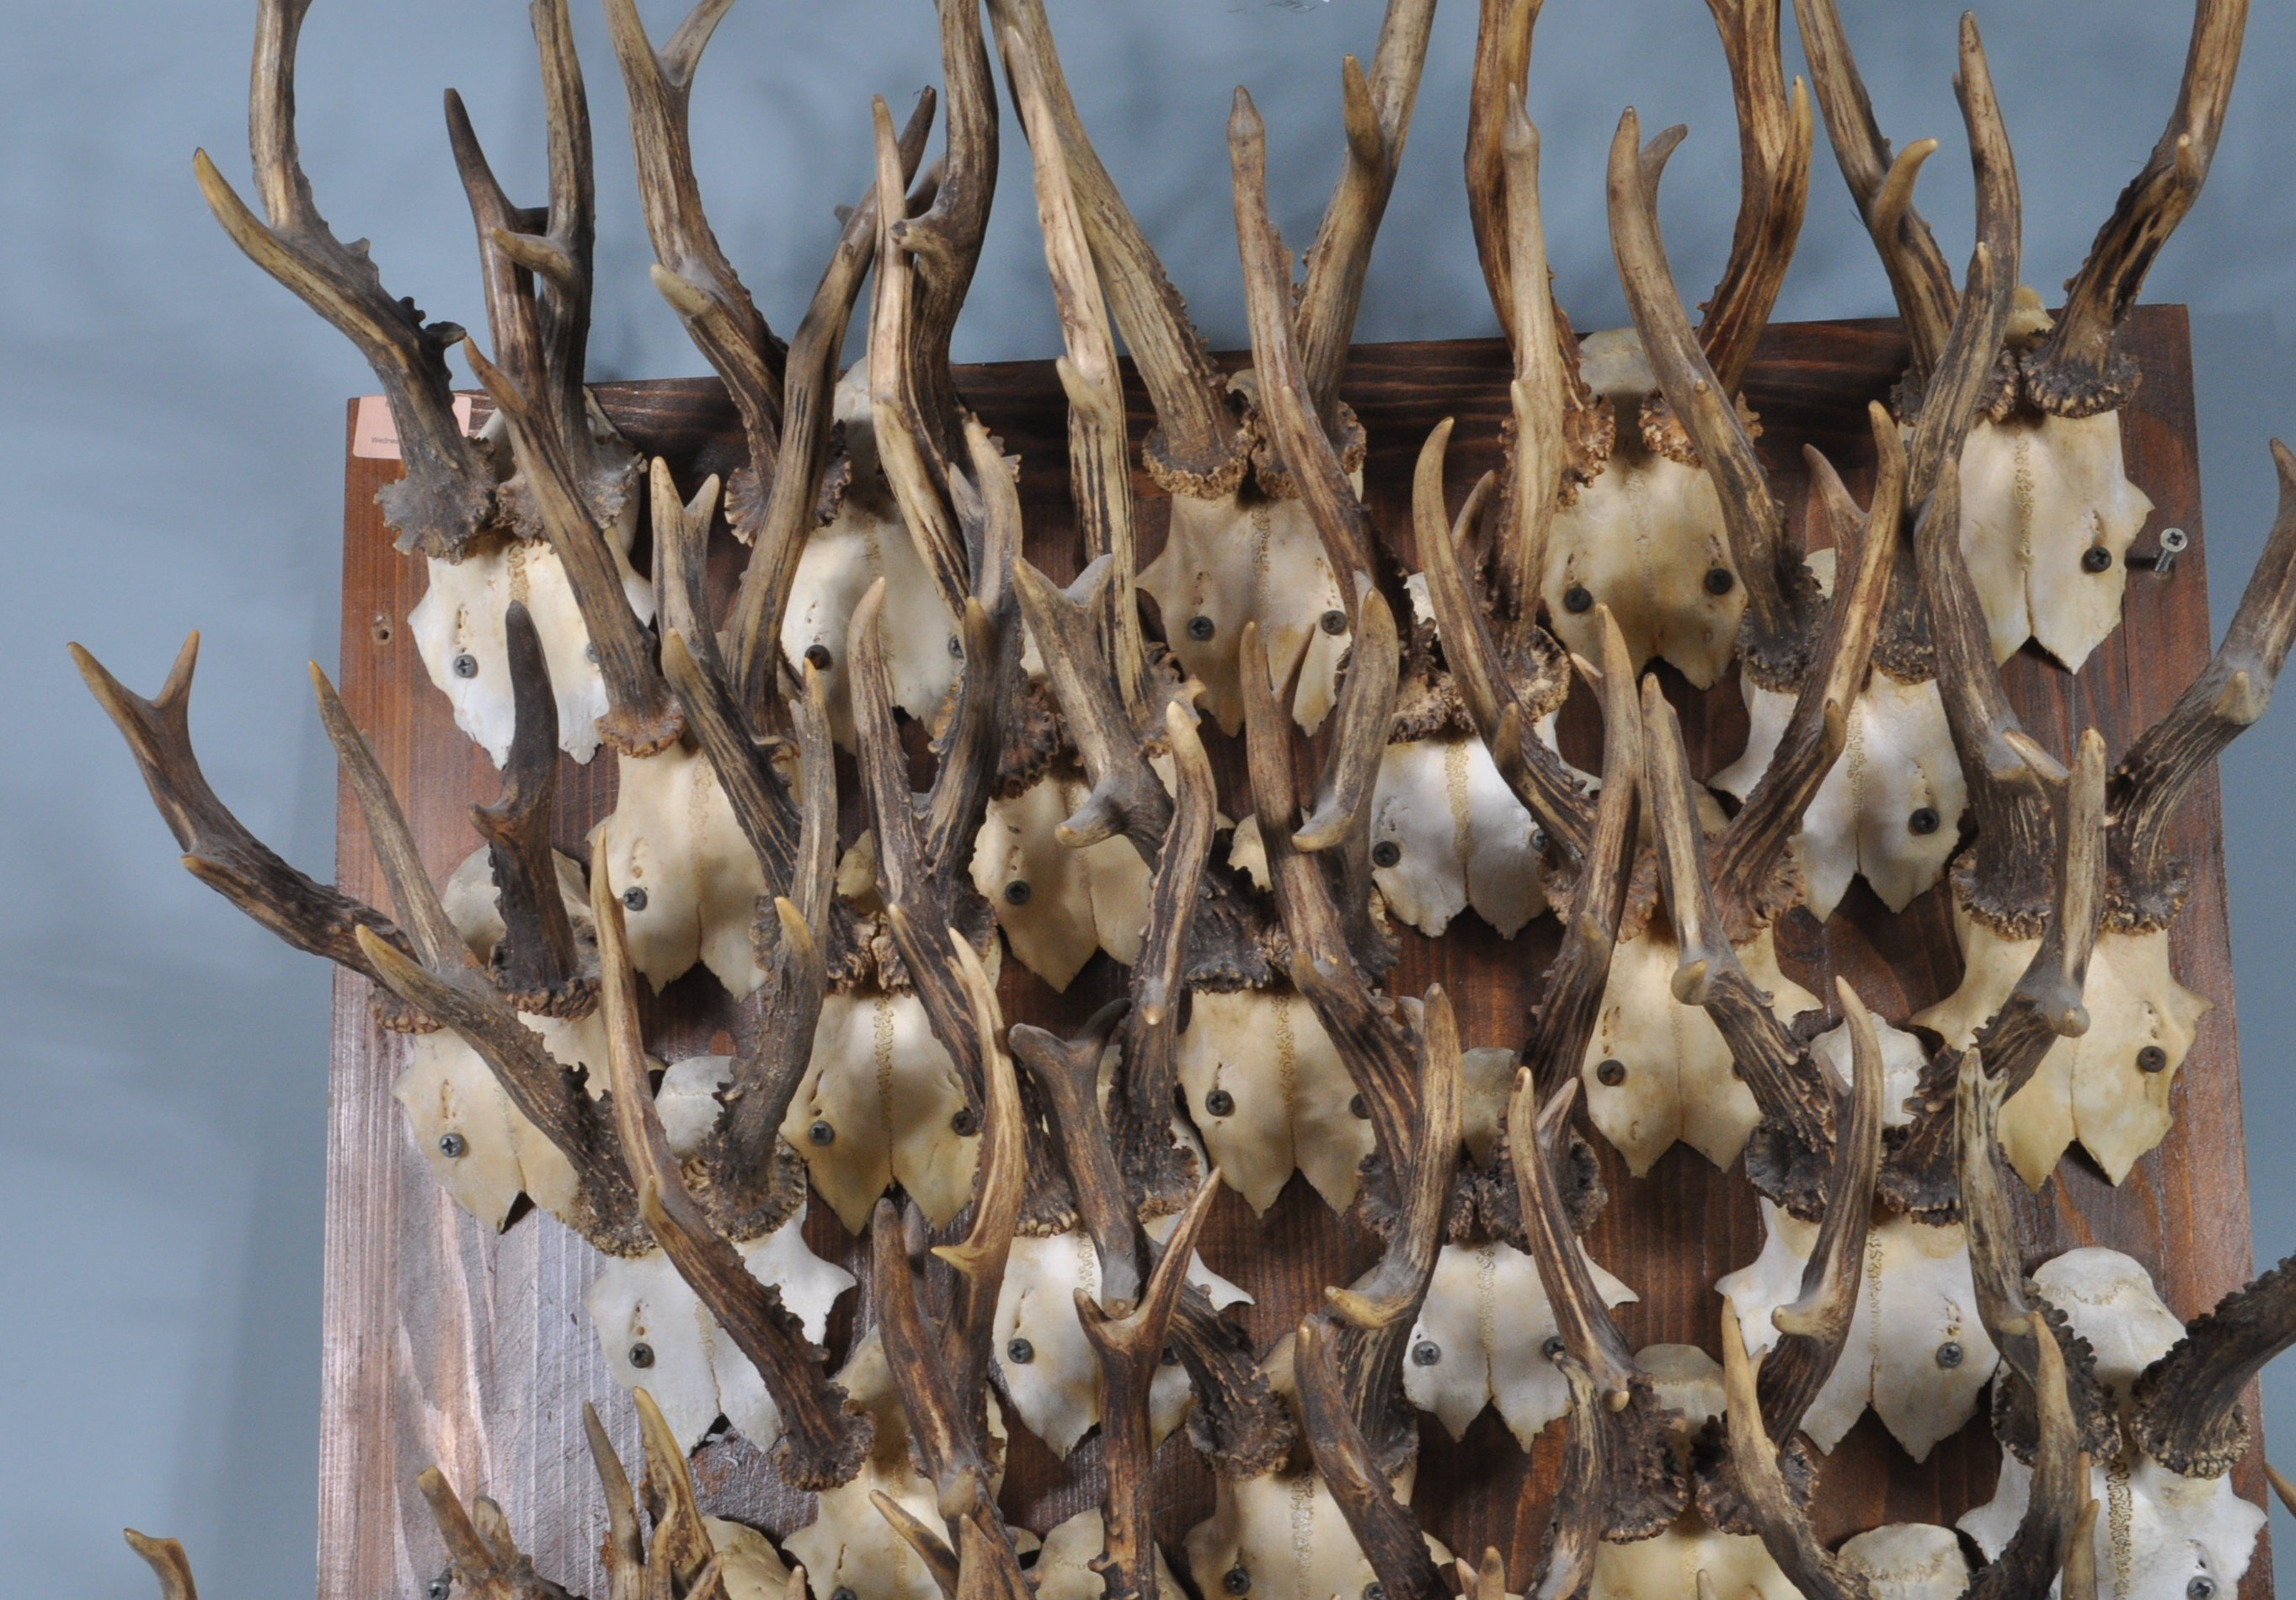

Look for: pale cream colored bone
[1368,734,1550,936]
[1033,1508,1186,1600]
[581,1200,855,1451]
[1183,1458,1448,1600]
[1542,330,1745,687]
[1915,918,2209,1187]
[1173,987,1375,1213]
[590,742,772,997]
[409,427,653,767]
[1402,1239,1638,1445]
[1959,1249,2266,1600]
[1718,1199,1999,1460]
[1811,1010,1928,1130]
[1836,1523,1973,1600]
[1580,919,1818,1175]
[970,768,1152,990]
[707,1517,797,1600]
[991,1220,1253,1459]
[392,1029,581,1230]
[779,367,964,748]
[781,988,984,1234]
[1958,410,2155,672]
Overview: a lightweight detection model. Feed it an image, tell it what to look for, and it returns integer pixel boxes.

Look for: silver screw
[2155,525,2189,576]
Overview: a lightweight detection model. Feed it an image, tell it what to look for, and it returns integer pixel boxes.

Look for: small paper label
[352,393,478,460]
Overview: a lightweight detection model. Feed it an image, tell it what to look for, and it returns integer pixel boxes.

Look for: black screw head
[1321,608,1349,636]
[628,1341,654,1369]
[1909,806,1941,836]
[1935,1341,1964,1369]
[1543,1335,1567,1360]
[1204,1088,1236,1117]
[622,886,649,912]
[1704,567,1736,596]
[804,643,833,671]
[2189,1578,2217,1600]
[1225,1568,1252,1596]
[1184,614,1219,643]
[1596,1058,1627,1087]
[1004,879,1033,907]
[947,634,964,658]
[2082,545,2114,574]
[1364,1586,1386,1600]
[1349,1093,1370,1120]
[438,1132,468,1160]
[2138,1044,2170,1074]
[1371,840,1402,868]
[808,1119,836,1146]
[1007,1337,1035,1364]
[1161,1343,1181,1365]
[951,1107,980,1136]
[1411,1340,1442,1367]
[452,653,479,680]
[833,1587,859,1600]
[1562,584,1594,615]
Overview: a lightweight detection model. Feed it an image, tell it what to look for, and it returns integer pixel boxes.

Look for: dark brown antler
[467,602,595,1017]
[1791,0,1957,381]
[2107,440,2296,929]
[1717,1302,1876,1600]
[2021,0,2250,416]
[2133,1252,2296,1478]
[1291,0,1440,431]
[1295,1315,1449,1600]
[1606,109,1815,691]
[195,0,496,558]
[985,0,1247,495]
[1410,419,1592,865]
[1694,0,1813,397]
[71,633,426,1032]
[446,0,635,541]
[1967,1324,2086,1600]
[463,336,683,758]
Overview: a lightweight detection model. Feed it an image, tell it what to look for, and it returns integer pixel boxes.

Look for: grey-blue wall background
[8,1,2294,1594]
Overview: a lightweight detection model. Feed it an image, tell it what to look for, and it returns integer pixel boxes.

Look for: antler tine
[1717,1304,1877,1600]
[1515,1078,1639,1399]
[582,1401,645,1600]
[985,0,1247,495]
[594,860,873,1491]
[194,0,495,559]
[1466,0,1540,351]
[888,0,1000,470]
[1708,408,1901,936]
[2132,1251,2296,1479]
[462,339,685,757]
[1012,1000,1142,1307]
[414,1468,523,1600]
[631,1388,722,1592]
[1014,556,1172,856]
[929,936,1029,1411]
[1527,1354,1626,1600]
[69,634,427,1028]
[1293,0,1441,429]
[468,603,594,1017]
[872,1492,960,1600]
[1606,109,1810,691]
[1755,978,1882,1439]
[1492,102,1574,621]
[1296,585,1401,852]
[122,1532,199,1600]
[1523,611,1640,1100]
[1295,1317,1451,1600]
[1789,0,1957,379]
[1968,1325,2086,1600]
[600,0,786,472]
[1903,16,2021,507]
[1642,676,1734,1010]
[1076,1171,1225,1600]
[2024,0,2250,417]
[722,92,936,715]
[921,419,1025,877]
[2109,439,2296,927]
[1694,0,1814,397]
[1412,420,1596,860]
[1231,88,1387,594]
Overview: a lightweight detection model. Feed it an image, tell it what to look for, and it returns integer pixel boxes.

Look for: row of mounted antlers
[78,1,2296,1599]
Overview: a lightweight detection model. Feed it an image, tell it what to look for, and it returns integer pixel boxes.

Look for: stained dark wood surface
[319,306,2267,1600]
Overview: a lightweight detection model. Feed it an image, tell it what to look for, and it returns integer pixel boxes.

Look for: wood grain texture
[318,307,2269,1599]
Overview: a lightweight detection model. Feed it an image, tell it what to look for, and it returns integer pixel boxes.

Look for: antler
[72,633,426,1032]
[1606,109,1814,691]
[1693,0,1813,397]
[2107,440,2296,929]
[467,602,595,1017]
[2132,1251,2296,1479]
[446,0,635,540]
[195,0,496,557]
[1717,1302,1876,1600]
[2022,0,2250,416]
[1291,0,1439,431]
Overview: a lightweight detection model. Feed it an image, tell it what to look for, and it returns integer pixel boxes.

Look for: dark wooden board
[318,306,2267,1600]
